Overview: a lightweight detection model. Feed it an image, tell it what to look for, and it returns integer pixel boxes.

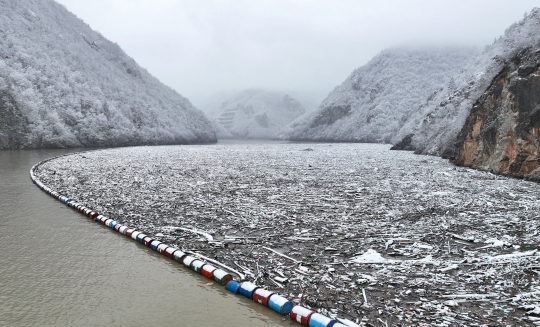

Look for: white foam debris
[351,249,396,264]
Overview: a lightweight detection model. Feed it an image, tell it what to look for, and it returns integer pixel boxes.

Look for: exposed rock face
[454,48,540,180]
[403,8,540,157]
[390,134,415,151]
[308,104,351,128]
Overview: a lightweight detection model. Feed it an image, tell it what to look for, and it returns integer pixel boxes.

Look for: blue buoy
[268,294,294,314]
[238,282,259,299]
[308,313,337,327]
[136,233,146,243]
[150,240,162,250]
[225,280,241,294]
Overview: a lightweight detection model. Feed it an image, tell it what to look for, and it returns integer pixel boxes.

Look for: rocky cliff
[399,8,540,157]
[454,47,540,180]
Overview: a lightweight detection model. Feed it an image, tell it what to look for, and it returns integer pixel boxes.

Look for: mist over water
[54,0,540,105]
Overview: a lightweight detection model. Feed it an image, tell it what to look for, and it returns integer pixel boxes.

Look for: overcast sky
[55,0,538,107]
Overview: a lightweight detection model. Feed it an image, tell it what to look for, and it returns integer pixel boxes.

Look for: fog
[55,0,538,107]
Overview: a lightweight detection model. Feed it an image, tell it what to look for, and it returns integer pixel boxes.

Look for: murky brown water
[0,148,291,327]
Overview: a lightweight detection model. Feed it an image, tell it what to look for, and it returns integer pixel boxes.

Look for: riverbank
[33,142,540,326]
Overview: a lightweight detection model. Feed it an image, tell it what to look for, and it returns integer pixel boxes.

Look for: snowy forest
[285,46,479,143]
[287,8,540,159]
[2,0,540,164]
[0,0,216,150]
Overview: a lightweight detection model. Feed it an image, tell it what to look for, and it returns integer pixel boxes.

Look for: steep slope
[407,8,540,158]
[454,47,540,180]
[0,0,216,149]
[208,118,233,139]
[209,89,306,139]
[287,47,479,143]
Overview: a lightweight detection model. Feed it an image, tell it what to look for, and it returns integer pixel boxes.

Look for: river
[0,148,290,326]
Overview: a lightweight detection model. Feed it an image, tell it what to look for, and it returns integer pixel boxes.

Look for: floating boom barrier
[30,154,349,327]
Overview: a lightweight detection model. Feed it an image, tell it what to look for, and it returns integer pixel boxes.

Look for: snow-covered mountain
[0,0,216,149]
[286,46,479,143]
[405,8,540,158]
[203,89,306,139]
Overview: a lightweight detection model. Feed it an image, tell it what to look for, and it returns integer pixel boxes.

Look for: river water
[0,148,290,327]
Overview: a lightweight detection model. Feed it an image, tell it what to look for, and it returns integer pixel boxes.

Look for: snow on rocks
[33,142,540,326]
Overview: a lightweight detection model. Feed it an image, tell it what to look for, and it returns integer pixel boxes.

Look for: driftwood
[34,143,540,326]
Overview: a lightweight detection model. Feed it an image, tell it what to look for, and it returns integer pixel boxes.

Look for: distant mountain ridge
[286,46,479,143]
[0,0,216,149]
[204,89,306,139]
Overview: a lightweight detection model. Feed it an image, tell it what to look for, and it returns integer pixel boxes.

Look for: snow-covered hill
[286,47,479,143]
[203,89,306,139]
[407,8,540,157]
[0,0,216,149]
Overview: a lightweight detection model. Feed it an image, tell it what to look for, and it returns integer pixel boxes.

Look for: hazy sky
[55,0,538,107]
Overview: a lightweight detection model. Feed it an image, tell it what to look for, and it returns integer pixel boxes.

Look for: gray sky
[56,0,538,107]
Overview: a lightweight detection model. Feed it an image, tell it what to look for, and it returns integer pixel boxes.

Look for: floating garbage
[31,143,540,326]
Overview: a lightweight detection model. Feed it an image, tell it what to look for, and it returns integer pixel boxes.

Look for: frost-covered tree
[286,46,479,143]
[0,0,216,149]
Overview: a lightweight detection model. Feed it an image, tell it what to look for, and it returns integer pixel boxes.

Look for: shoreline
[32,143,540,326]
